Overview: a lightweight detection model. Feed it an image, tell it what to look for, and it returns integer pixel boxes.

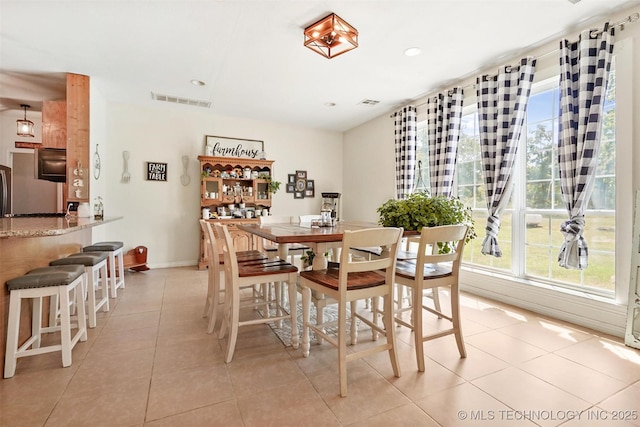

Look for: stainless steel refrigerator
[1,164,12,217]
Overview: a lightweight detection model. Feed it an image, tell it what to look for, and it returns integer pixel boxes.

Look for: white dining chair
[299,226,403,397]
[199,219,267,334]
[215,223,299,362]
[394,224,468,372]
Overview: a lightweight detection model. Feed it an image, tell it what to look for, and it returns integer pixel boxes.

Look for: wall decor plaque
[205,135,264,159]
[146,162,167,181]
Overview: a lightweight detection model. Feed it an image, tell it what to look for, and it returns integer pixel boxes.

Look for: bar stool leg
[4,291,22,378]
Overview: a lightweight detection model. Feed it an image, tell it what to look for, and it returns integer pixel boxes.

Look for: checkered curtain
[394,105,417,199]
[557,24,615,270]
[427,87,464,197]
[478,57,537,257]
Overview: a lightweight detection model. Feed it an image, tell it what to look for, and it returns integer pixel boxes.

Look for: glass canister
[94,197,104,220]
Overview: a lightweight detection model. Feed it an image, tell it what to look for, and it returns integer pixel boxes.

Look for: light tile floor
[1,267,639,426]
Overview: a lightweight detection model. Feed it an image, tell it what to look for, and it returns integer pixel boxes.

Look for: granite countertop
[0,216,122,238]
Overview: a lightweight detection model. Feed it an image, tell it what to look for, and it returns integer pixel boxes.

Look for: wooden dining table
[238,220,381,260]
[236,221,418,348]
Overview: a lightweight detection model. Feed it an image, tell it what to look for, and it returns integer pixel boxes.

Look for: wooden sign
[146,162,167,181]
[205,135,264,159]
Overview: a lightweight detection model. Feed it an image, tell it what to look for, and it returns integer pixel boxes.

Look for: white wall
[342,5,640,337]
[99,102,342,268]
[342,114,396,222]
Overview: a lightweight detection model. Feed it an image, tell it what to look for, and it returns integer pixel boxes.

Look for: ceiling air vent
[359,99,380,106]
[151,92,212,108]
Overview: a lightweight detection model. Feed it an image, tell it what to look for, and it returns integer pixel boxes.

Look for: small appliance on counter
[321,192,341,222]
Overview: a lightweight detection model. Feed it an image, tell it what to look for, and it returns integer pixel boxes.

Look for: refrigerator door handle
[1,170,7,216]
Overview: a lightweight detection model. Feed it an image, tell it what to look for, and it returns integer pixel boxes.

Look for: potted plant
[377,192,476,245]
[300,249,330,270]
[267,178,281,194]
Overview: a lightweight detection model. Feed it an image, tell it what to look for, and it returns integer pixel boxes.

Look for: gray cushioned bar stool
[4,264,87,378]
[50,252,109,328]
[83,241,125,298]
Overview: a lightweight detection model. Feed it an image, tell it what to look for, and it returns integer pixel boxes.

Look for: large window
[416,61,616,295]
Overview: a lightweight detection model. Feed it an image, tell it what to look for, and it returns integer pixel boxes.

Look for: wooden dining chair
[215,223,299,362]
[299,227,403,397]
[199,220,266,334]
[394,224,468,372]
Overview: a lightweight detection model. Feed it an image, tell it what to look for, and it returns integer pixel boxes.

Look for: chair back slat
[337,227,403,289]
[415,225,468,281]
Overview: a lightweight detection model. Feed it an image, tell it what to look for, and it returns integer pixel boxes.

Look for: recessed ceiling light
[324,102,336,107]
[190,79,205,86]
[404,47,421,57]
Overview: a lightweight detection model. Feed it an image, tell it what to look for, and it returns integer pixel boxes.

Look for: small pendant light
[17,104,35,137]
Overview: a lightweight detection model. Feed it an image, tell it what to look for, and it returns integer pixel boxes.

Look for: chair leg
[432,286,442,319]
[287,277,299,349]
[32,296,43,349]
[302,286,311,357]
[350,300,359,344]
[218,282,230,340]
[451,287,467,358]
[383,293,401,378]
[4,291,22,378]
[413,286,426,372]
[224,283,241,363]
[338,299,348,398]
[58,288,73,367]
[206,269,221,334]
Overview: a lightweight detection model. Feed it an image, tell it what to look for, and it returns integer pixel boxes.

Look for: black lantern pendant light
[17,104,35,137]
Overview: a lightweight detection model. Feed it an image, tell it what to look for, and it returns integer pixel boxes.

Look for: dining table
[237,220,418,349]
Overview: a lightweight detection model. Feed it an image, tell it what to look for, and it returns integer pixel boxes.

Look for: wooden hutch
[197,155,274,269]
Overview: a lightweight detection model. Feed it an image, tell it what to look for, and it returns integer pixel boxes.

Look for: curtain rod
[390,11,638,117]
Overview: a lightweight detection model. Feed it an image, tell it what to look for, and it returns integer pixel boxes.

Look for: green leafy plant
[267,178,281,194]
[300,250,330,268]
[376,192,476,244]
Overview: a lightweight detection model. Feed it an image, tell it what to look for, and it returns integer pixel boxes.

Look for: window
[417,60,616,295]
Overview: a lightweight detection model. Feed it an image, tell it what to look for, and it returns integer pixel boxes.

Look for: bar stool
[50,252,109,328]
[4,264,87,378]
[83,241,125,298]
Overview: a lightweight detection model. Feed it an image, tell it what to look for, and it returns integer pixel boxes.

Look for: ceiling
[1,0,639,132]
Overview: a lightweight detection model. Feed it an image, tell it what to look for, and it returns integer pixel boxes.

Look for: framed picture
[288,174,296,184]
[204,135,264,159]
[296,170,307,179]
[286,184,295,193]
[294,191,304,199]
[305,189,314,198]
[146,162,167,181]
[295,178,306,192]
[305,179,315,197]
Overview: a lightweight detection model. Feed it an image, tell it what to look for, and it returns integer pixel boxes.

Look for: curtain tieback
[559,217,585,241]
[485,215,501,238]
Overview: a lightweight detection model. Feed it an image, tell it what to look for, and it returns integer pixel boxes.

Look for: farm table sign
[146,162,167,181]
[204,135,265,159]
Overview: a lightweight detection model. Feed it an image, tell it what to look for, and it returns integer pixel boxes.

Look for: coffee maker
[321,192,341,222]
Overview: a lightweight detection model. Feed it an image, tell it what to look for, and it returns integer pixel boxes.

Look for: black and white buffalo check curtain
[394,105,417,199]
[557,24,615,270]
[427,87,464,197]
[477,57,536,257]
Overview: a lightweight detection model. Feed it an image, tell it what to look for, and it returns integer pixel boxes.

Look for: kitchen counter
[0,216,122,238]
[1,215,123,376]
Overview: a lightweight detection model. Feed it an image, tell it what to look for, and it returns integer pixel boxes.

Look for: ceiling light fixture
[190,79,205,86]
[17,104,35,137]
[404,47,422,57]
[304,13,358,59]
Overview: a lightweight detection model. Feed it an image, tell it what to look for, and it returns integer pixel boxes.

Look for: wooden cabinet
[41,100,67,149]
[197,156,274,269]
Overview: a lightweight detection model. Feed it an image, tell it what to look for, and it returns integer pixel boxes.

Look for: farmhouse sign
[204,135,265,159]
[146,162,167,181]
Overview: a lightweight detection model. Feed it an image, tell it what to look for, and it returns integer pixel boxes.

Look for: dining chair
[199,220,267,334]
[299,226,403,397]
[215,223,299,362]
[394,224,468,372]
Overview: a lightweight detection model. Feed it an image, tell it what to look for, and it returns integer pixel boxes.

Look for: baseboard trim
[459,269,627,338]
